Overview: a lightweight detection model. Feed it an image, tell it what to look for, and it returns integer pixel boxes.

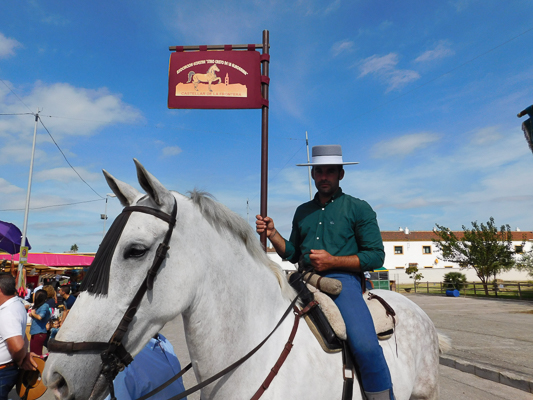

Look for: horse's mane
[187,190,296,301]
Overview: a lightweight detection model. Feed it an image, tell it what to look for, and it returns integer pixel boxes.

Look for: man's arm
[255,215,286,255]
[309,250,361,273]
[5,335,37,370]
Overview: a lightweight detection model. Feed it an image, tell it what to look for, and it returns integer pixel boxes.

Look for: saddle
[288,272,397,354]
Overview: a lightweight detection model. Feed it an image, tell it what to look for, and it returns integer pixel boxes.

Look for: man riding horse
[256,144,395,400]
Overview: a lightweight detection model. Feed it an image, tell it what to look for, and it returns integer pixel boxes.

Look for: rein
[48,200,178,400]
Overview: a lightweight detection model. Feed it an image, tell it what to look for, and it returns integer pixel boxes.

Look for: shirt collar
[313,187,344,206]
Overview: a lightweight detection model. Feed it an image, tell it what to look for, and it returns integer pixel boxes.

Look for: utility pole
[18,110,39,290]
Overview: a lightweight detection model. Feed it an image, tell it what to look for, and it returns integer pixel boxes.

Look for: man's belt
[0,361,16,369]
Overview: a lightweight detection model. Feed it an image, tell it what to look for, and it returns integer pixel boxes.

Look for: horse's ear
[133,159,174,211]
[103,170,141,207]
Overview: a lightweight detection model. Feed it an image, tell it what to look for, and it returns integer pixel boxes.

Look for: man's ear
[311,167,315,180]
[339,168,345,181]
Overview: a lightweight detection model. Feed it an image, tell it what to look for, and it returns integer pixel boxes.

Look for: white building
[383,228,533,284]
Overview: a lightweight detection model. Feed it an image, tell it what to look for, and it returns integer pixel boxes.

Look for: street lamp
[101,193,116,238]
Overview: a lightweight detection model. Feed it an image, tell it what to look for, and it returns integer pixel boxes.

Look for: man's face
[312,165,344,198]
[58,288,64,296]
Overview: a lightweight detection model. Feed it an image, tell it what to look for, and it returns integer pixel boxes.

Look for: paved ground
[406,293,533,393]
[10,293,533,399]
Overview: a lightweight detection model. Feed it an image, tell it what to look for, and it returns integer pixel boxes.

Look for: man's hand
[19,352,38,371]
[309,249,336,272]
[255,215,277,239]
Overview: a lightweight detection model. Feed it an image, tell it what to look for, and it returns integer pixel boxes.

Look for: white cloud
[34,167,101,183]
[0,178,24,194]
[324,0,341,14]
[371,132,441,158]
[415,41,455,63]
[358,53,420,91]
[0,32,22,58]
[161,146,183,157]
[331,40,355,57]
[0,81,143,139]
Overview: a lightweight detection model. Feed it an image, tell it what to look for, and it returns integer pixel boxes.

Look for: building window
[395,266,405,269]
[424,266,433,268]
[422,246,432,254]
[394,246,403,254]
[444,265,453,268]
[515,245,523,254]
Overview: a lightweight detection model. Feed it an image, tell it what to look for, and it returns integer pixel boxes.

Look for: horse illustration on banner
[187,64,221,92]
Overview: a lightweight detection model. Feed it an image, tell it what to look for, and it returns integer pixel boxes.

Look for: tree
[516,250,533,278]
[443,271,468,291]
[70,244,79,252]
[406,264,423,290]
[433,217,519,295]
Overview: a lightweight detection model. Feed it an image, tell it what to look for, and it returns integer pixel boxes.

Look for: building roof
[381,230,533,242]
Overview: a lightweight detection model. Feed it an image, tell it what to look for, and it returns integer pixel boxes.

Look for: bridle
[48,200,178,400]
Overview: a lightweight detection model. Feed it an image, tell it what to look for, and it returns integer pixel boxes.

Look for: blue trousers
[0,364,19,400]
[324,272,393,395]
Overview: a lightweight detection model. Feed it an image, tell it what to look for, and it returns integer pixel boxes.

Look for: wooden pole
[260,30,270,250]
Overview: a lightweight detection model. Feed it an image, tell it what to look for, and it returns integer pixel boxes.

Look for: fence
[400,281,533,300]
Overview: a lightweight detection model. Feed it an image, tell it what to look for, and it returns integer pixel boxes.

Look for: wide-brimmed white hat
[296,145,359,166]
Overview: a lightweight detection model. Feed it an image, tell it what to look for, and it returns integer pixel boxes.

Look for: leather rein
[48,199,305,400]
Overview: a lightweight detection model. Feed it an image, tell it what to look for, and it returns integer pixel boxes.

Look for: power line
[38,117,105,199]
[0,78,33,113]
[0,198,103,212]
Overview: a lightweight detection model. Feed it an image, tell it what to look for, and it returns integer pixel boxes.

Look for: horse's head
[43,160,201,400]
[210,63,220,73]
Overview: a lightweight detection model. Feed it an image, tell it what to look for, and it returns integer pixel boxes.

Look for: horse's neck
[181,235,289,379]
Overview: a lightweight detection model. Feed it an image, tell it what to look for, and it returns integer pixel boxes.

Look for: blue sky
[1,0,532,253]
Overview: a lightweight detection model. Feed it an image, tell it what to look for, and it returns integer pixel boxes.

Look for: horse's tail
[437,332,452,354]
[187,71,195,83]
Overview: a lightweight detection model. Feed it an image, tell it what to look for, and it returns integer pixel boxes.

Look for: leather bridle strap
[48,200,178,400]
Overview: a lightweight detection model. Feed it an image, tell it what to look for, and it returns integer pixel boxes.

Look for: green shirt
[283,188,385,272]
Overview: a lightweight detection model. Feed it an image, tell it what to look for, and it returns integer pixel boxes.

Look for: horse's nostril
[49,372,70,399]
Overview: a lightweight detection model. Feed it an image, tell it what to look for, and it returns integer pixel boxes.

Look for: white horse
[44,160,446,400]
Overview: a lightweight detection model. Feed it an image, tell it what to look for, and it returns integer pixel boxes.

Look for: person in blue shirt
[29,290,51,356]
[256,145,394,400]
[104,333,186,400]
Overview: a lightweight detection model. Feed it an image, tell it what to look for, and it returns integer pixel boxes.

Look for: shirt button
[319,222,322,225]
[316,237,320,240]
[322,208,325,210]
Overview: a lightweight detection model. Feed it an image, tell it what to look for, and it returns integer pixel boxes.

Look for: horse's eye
[124,246,147,259]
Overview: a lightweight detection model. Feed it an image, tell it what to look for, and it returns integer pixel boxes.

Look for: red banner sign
[168,50,263,109]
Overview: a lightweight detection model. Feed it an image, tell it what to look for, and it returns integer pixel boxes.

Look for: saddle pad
[307,285,397,344]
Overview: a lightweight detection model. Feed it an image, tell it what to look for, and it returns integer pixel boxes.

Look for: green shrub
[443,272,468,290]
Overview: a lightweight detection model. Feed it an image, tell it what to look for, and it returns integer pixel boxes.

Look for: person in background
[58,285,76,326]
[28,290,51,356]
[104,333,187,400]
[43,285,58,316]
[0,273,38,400]
[23,284,33,302]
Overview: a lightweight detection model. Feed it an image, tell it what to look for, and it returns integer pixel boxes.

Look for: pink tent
[0,253,94,267]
